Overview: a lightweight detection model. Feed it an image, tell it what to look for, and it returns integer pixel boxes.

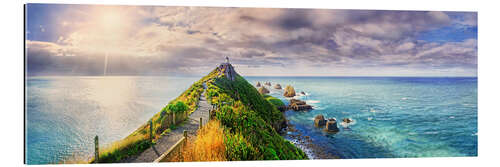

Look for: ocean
[25,76,477,164]
[246,76,478,158]
[25,76,199,164]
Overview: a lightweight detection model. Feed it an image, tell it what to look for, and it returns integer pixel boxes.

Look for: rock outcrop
[258,87,270,95]
[274,84,282,89]
[265,82,272,86]
[290,99,306,105]
[283,85,296,97]
[218,62,237,81]
[314,114,327,127]
[288,99,312,111]
[256,82,261,87]
[343,118,353,124]
[325,118,339,132]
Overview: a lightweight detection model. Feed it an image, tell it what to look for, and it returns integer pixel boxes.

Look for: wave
[306,100,320,104]
[424,131,439,135]
[340,119,356,128]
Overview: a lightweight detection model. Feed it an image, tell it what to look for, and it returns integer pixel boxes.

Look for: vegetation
[81,65,306,163]
[263,94,285,107]
[195,68,307,160]
[87,76,206,163]
[171,120,227,161]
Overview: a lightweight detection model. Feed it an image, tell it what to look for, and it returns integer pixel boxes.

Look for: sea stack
[258,87,270,95]
[283,85,296,97]
[314,114,327,127]
[256,82,261,87]
[325,118,339,132]
[265,82,272,86]
[288,99,313,111]
[274,84,282,89]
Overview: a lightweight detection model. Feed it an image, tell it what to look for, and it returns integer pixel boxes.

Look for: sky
[25,4,477,76]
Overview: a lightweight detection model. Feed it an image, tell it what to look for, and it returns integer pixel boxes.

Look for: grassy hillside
[89,65,307,163]
[190,67,307,160]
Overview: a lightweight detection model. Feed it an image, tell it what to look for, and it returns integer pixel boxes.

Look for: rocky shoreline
[283,120,340,159]
[255,81,340,159]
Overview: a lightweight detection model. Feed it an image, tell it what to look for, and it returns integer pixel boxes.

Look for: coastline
[283,120,340,159]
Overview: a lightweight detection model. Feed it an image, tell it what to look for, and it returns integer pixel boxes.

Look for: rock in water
[325,118,339,132]
[256,82,261,87]
[283,85,296,97]
[288,99,312,111]
[290,99,306,105]
[343,118,353,124]
[274,84,282,89]
[258,87,270,95]
[314,114,327,127]
[265,82,272,86]
[300,91,306,95]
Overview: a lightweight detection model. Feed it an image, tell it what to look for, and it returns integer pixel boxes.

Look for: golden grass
[172,120,227,162]
[99,133,147,158]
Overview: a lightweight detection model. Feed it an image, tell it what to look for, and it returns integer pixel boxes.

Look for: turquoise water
[25,76,198,164]
[246,77,477,158]
[26,76,477,164]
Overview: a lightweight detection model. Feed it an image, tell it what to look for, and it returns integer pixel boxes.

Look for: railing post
[199,117,203,129]
[149,120,153,142]
[172,112,176,125]
[94,135,99,163]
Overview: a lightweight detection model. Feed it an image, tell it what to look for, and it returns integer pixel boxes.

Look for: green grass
[263,94,285,107]
[85,66,306,163]
[205,70,307,160]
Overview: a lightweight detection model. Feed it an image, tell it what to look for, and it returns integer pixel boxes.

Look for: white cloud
[26,5,477,76]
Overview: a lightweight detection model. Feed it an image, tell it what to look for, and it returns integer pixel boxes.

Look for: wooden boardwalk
[121,88,210,163]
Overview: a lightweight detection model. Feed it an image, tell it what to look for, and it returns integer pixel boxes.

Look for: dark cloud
[277,10,314,30]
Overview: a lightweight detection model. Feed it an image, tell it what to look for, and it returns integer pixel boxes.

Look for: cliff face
[218,63,237,81]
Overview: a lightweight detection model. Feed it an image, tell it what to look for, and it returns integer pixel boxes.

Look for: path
[122,85,210,163]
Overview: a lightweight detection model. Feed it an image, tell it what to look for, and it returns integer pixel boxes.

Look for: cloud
[25,5,477,76]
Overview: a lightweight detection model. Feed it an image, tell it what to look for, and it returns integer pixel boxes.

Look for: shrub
[172,120,226,162]
[166,101,189,114]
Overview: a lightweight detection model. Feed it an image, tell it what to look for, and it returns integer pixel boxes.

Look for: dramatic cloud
[25,4,477,76]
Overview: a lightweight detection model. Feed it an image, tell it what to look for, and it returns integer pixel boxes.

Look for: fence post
[149,120,153,142]
[172,112,176,125]
[199,117,203,129]
[94,135,99,163]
